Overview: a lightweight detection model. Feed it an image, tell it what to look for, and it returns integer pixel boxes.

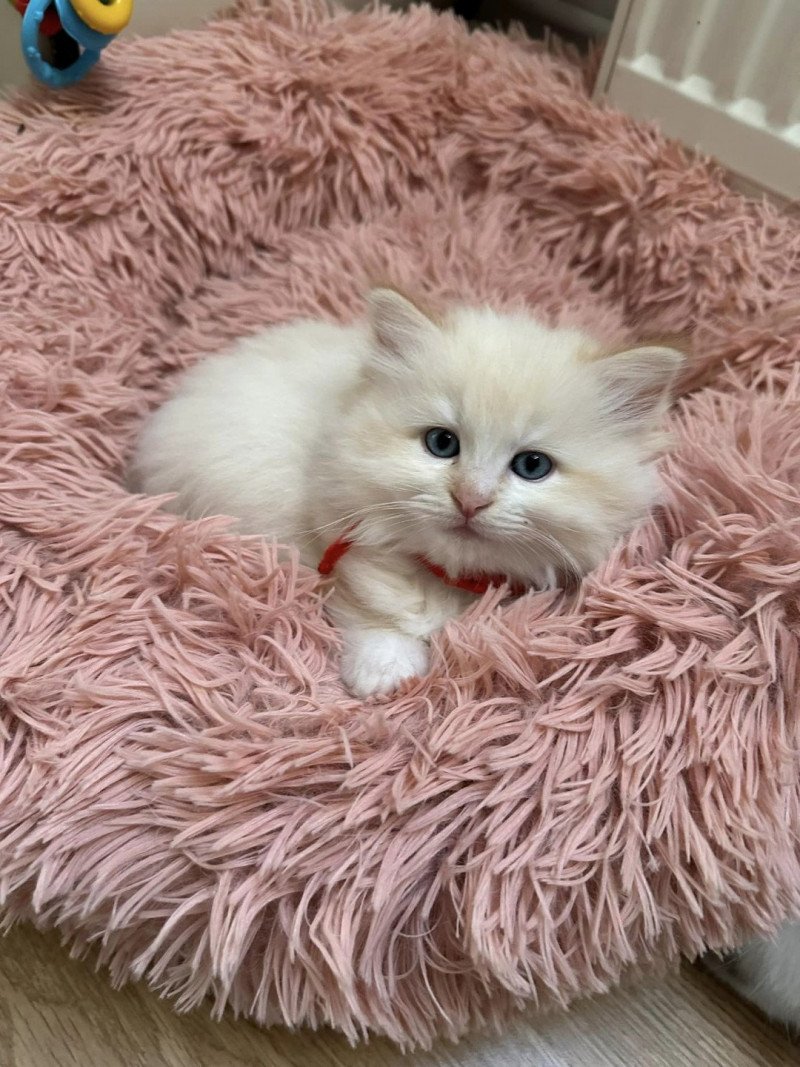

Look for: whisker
[299,500,413,538]
[500,527,584,580]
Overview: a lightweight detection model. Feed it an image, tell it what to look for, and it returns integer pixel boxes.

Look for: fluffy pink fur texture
[2,0,800,1047]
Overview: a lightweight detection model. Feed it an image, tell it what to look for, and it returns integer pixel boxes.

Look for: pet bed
[1,0,799,1048]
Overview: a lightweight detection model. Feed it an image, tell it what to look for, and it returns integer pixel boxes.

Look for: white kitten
[707,926,800,1029]
[130,290,682,697]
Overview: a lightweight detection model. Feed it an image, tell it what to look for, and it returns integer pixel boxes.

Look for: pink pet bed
[2,0,799,1048]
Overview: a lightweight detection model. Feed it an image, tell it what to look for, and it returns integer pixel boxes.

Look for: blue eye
[511,451,554,481]
[424,428,460,459]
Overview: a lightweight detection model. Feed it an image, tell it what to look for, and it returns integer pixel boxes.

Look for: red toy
[8,0,62,36]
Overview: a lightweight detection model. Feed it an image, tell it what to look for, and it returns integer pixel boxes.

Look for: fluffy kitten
[130,290,682,697]
[707,927,800,1030]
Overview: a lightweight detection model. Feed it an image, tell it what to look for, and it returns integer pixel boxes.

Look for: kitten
[707,927,800,1030]
[130,290,683,697]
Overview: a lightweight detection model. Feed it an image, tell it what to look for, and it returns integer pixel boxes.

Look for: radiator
[595,0,800,200]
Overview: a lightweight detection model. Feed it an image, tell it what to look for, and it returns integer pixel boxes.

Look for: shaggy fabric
[1,0,800,1048]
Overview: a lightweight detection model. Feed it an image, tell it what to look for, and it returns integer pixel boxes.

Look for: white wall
[0,0,224,86]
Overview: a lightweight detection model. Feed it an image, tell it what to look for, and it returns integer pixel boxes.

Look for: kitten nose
[451,489,493,520]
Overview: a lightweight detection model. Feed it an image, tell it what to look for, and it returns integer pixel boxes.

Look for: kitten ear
[367,289,441,365]
[595,345,684,427]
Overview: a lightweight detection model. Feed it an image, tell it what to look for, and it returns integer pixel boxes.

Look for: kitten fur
[130,290,683,696]
[707,925,800,1031]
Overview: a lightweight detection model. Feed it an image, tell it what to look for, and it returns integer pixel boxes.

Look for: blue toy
[11,0,133,88]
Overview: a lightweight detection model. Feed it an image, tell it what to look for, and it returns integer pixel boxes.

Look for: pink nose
[451,490,493,520]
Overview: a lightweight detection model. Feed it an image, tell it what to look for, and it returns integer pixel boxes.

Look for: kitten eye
[511,451,554,481]
[424,427,460,459]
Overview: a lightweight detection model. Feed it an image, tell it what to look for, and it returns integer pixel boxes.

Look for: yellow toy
[71,0,132,36]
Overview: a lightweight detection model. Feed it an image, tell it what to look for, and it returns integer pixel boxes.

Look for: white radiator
[595,0,800,201]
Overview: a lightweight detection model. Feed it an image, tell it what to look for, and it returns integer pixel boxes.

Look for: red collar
[318,526,526,598]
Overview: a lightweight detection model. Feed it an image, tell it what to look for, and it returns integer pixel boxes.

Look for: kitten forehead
[416,395,458,429]
[446,307,597,356]
[406,308,605,445]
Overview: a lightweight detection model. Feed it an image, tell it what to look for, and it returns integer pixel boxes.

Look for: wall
[0,0,224,86]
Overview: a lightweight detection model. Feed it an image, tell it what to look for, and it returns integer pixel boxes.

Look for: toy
[7,0,133,88]
[70,0,132,35]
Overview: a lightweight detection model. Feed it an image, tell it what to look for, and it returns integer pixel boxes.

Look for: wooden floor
[0,924,797,1067]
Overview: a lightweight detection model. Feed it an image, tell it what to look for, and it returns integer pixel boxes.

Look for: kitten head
[328,289,683,587]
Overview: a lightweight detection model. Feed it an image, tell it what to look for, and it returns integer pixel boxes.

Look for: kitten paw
[341,630,429,698]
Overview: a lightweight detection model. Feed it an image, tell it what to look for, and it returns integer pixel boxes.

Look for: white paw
[341,630,429,698]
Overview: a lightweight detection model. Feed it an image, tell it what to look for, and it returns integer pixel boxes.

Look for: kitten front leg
[340,627,429,698]
[329,551,465,698]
